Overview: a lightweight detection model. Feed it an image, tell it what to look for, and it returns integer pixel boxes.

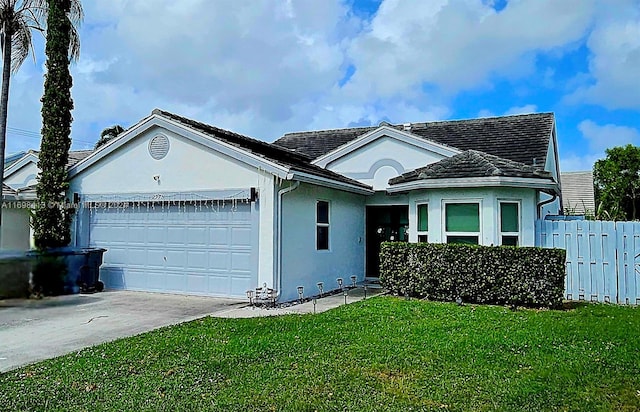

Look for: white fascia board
[4,153,39,178]
[69,114,290,179]
[312,126,461,168]
[287,171,374,195]
[387,176,559,194]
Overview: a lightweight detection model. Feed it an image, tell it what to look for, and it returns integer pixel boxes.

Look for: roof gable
[275,113,555,167]
[311,125,460,168]
[390,150,553,185]
[70,110,372,194]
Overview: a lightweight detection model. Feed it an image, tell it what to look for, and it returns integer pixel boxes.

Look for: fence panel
[536,219,640,305]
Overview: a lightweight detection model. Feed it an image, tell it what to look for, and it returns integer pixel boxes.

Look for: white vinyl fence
[535,220,640,305]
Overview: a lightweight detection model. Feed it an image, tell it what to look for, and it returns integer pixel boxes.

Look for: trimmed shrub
[379,242,566,308]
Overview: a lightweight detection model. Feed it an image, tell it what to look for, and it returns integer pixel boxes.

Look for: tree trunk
[0,32,14,244]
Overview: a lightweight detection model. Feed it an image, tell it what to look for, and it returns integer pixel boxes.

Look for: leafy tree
[593,144,640,221]
[94,124,124,149]
[33,0,82,248]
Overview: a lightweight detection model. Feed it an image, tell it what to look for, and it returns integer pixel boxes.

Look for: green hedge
[379,242,566,308]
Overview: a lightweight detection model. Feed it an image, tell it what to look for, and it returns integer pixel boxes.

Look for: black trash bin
[79,248,107,293]
[28,247,107,295]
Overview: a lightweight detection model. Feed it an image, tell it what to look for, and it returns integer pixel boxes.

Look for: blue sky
[4,0,640,171]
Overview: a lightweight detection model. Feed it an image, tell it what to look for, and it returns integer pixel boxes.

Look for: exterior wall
[540,132,562,216]
[279,182,365,302]
[1,206,31,250]
[4,162,38,189]
[406,187,538,247]
[325,137,446,190]
[69,124,276,288]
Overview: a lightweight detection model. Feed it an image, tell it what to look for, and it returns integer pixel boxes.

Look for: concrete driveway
[0,291,245,373]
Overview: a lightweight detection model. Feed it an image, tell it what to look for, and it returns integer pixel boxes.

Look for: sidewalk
[214,285,386,318]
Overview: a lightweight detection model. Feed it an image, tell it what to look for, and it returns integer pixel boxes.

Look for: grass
[1,297,640,411]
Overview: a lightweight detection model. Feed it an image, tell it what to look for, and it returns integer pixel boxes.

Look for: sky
[4,0,640,172]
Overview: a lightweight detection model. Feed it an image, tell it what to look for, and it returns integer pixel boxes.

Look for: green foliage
[2,298,640,411]
[379,242,566,308]
[94,124,124,149]
[594,144,640,221]
[33,0,81,248]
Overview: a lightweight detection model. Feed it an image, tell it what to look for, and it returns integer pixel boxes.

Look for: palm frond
[10,12,32,72]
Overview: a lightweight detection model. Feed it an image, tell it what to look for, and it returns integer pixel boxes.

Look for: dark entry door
[366,206,409,277]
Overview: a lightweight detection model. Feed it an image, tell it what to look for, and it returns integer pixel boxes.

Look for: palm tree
[0,0,81,237]
[94,125,125,149]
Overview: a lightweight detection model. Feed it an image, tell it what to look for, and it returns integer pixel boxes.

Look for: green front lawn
[2,297,640,411]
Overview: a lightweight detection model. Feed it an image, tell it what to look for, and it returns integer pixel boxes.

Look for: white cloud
[504,104,538,115]
[578,120,640,153]
[345,0,596,99]
[569,0,640,109]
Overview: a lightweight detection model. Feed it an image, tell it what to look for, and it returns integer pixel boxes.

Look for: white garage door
[88,201,257,297]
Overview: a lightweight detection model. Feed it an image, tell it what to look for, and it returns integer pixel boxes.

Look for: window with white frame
[445,202,480,245]
[316,200,330,250]
[499,201,520,246]
[417,203,428,242]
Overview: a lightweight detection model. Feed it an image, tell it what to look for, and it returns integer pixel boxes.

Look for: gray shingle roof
[2,183,17,198]
[561,171,595,214]
[4,149,93,170]
[274,113,555,167]
[153,110,371,191]
[389,150,554,185]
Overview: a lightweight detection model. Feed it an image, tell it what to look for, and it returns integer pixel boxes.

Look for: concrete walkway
[215,285,385,318]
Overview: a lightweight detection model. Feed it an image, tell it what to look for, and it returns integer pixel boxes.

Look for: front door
[366,206,409,277]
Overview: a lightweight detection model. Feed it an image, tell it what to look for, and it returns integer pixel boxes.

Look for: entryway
[366,206,409,277]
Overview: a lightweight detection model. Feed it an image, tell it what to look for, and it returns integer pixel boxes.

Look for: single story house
[1,150,93,250]
[66,110,561,302]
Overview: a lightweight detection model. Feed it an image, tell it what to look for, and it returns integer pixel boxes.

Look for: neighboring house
[1,149,93,250]
[67,110,561,302]
[561,171,595,216]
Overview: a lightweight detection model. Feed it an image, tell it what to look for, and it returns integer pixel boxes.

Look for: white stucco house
[63,109,561,302]
[1,149,92,250]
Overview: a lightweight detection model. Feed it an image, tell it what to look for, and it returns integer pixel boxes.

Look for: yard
[1,297,639,411]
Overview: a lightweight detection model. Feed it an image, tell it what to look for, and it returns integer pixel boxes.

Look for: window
[417,203,428,243]
[445,202,480,245]
[500,201,520,246]
[316,201,329,250]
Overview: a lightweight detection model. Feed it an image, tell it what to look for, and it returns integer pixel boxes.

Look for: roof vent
[403,123,411,131]
[148,134,170,160]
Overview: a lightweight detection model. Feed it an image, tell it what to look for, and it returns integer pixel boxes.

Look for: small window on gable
[417,203,428,243]
[445,202,480,245]
[316,201,329,250]
[500,201,520,246]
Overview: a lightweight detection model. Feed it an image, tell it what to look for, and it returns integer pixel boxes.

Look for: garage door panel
[187,227,208,244]
[230,276,252,296]
[166,227,185,245]
[231,227,252,246]
[90,202,256,297]
[147,271,167,290]
[208,251,229,270]
[165,250,186,269]
[207,273,232,294]
[127,248,149,266]
[209,227,229,246]
[147,250,167,267]
[231,252,251,271]
[187,251,208,269]
[146,227,166,244]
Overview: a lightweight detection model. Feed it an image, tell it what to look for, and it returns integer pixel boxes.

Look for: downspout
[274,181,300,301]
[537,191,558,219]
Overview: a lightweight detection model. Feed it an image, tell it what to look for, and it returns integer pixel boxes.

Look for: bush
[379,242,566,308]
